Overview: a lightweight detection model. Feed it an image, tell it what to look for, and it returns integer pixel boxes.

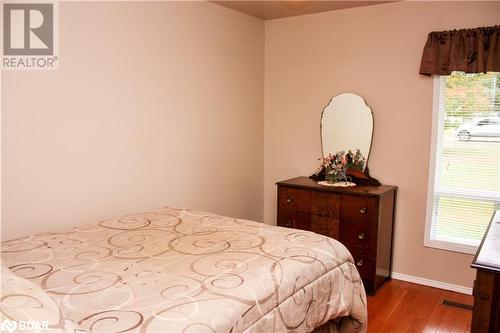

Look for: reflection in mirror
[321,93,374,171]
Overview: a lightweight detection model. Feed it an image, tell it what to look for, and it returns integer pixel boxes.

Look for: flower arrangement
[345,149,366,171]
[319,149,366,183]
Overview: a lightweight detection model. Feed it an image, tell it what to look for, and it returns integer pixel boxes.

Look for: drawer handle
[358,233,365,240]
[360,207,367,214]
[285,220,293,227]
[356,259,363,267]
[286,197,293,204]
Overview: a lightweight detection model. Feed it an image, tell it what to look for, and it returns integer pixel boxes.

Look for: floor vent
[442,299,473,311]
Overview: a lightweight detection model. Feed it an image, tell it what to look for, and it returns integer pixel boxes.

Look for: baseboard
[391,272,473,295]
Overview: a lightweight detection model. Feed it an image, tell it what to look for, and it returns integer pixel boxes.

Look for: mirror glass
[321,93,373,170]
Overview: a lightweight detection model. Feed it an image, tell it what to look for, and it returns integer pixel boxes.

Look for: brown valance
[419,25,500,76]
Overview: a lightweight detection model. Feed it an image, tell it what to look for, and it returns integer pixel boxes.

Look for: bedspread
[1,207,367,333]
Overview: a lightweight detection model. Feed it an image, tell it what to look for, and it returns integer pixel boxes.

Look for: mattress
[0,207,367,333]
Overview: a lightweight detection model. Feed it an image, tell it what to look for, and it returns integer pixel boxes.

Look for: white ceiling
[211,1,395,20]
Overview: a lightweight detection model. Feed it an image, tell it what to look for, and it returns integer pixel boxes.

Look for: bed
[0,207,367,333]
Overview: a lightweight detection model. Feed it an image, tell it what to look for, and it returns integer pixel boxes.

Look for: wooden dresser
[276,177,397,295]
[471,210,500,333]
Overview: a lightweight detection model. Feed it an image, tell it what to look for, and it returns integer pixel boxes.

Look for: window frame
[424,76,499,255]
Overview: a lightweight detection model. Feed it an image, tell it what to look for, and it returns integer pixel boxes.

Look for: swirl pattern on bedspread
[1,207,367,333]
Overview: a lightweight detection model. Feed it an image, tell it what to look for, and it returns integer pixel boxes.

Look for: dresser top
[472,210,500,273]
[276,177,397,197]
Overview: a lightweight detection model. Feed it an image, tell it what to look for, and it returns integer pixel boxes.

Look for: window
[425,72,500,254]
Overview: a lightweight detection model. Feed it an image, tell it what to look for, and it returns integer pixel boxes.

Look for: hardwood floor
[367,279,473,333]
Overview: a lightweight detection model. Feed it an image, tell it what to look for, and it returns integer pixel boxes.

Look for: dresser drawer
[311,215,339,240]
[350,247,375,283]
[339,219,376,250]
[311,191,340,217]
[340,195,378,224]
[278,187,311,213]
[277,210,311,231]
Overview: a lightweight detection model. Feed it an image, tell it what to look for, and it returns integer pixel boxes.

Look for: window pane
[431,195,496,246]
[437,72,500,195]
[438,141,500,193]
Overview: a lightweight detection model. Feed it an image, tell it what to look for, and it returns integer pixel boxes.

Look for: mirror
[321,93,374,170]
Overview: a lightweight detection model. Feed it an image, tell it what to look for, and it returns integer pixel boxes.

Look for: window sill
[424,238,478,255]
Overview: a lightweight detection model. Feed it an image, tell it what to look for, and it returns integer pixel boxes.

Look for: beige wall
[1,1,264,240]
[264,1,500,288]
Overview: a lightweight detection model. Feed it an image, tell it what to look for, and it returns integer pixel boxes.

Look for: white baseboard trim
[391,272,472,295]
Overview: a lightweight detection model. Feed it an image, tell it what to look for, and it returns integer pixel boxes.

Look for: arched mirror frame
[316,93,381,186]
